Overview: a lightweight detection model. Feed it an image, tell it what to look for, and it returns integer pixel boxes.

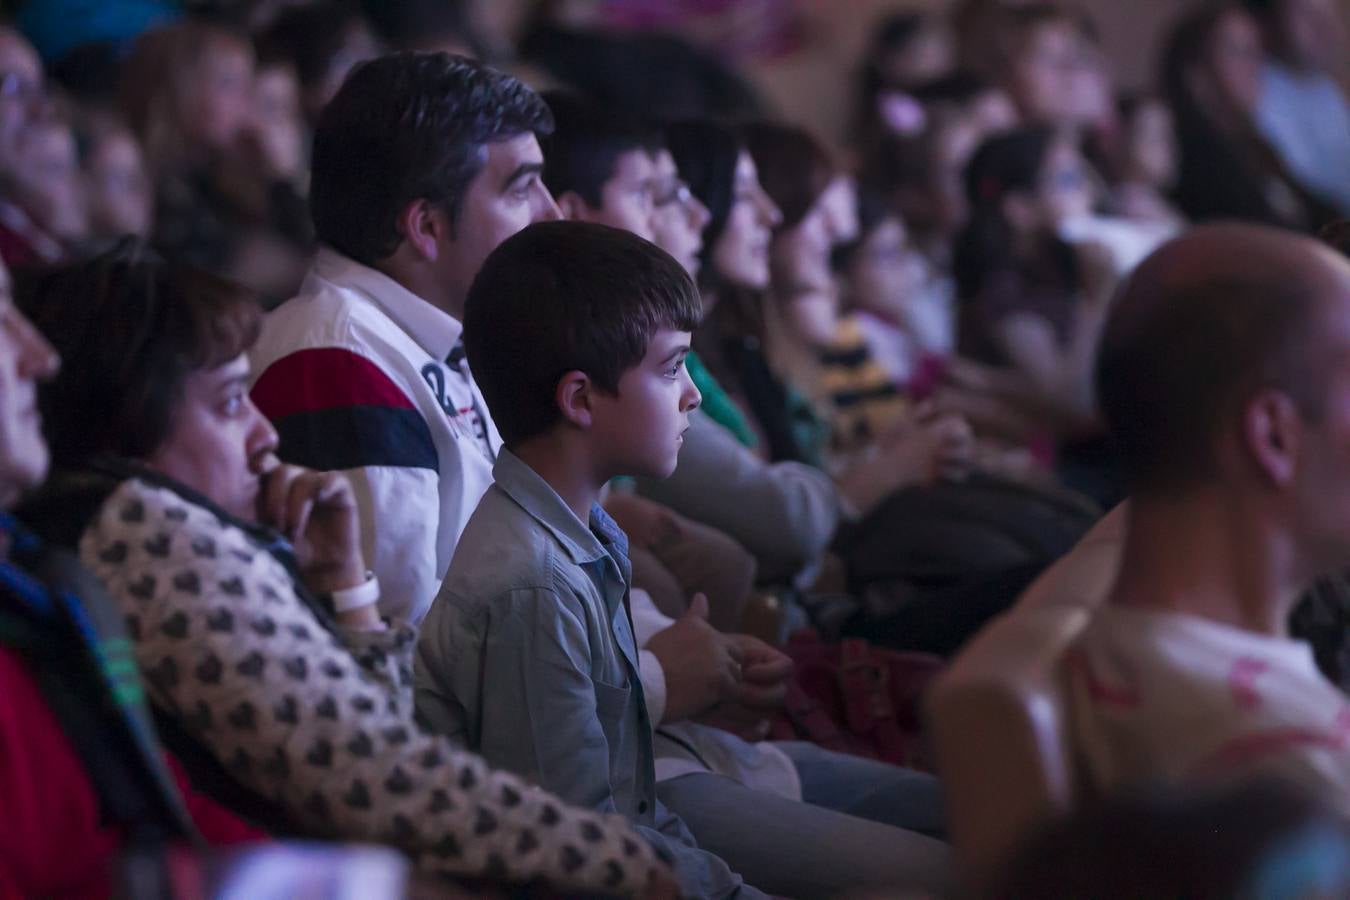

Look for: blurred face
[590,328,701,479]
[1275,0,1344,72]
[443,132,562,312]
[848,216,927,320]
[1205,10,1265,116]
[650,149,709,278]
[1125,100,1178,189]
[0,264,59,507]
[0,29,42,170]
[84,130,153,239]
[711,151,781,290]
[1008,21,1094,125]
[145,354,280,520]
[971,88,1019,136]
[12,121,87,241]
[1034,139,1096,225]
[182,40,255,150]
[819,175,859,246]
[574,148,657,241]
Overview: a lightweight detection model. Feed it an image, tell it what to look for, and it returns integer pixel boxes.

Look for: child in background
[77,114,153,243]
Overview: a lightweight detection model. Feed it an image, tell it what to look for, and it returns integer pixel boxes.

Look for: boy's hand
[725,635,792,710]
[254,456,367,596]
[645,594,745,723]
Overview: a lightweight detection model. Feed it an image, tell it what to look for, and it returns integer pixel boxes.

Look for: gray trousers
[657,742,951,899]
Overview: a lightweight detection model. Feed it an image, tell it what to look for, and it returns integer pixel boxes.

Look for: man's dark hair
[463,221,701,446]
[15,239,262,468]
[540,91,662,209]
[665,118,743,280]
[1095,236,1326,494]
[310,52,553,266]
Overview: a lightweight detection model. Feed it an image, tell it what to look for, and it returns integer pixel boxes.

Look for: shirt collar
[310,246,462,362]
[491,449,628,567]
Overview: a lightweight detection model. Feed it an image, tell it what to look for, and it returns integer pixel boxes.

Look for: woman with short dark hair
[16,241,673,899]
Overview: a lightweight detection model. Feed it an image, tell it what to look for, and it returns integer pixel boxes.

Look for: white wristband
[329,571,380,613]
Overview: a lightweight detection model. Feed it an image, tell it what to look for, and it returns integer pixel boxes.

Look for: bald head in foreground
[1065,223,1350,815]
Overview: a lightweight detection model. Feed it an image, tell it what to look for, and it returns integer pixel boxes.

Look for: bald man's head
[1096,223,1350,494]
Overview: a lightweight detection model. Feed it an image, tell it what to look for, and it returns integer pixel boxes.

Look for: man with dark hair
[542,92,662,240]
[1066,223,1350,812]
[250,52,561,624]
[1246,0,1350,215]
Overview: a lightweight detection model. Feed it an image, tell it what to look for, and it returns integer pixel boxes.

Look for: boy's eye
[666,359,686,378]
[221,392,244,416]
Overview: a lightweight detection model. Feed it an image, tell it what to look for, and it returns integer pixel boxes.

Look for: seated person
[0,258,259,895]
[14,243,674,899]
[1065,223,1350,811]
[416,222,952,898]
[417,220,757,899]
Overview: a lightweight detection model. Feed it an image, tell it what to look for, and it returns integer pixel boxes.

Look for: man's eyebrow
[501,161,544,191]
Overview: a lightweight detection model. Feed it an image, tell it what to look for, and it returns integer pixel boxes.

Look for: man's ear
[393,198,451,262]
[555,370,594,430]
[1242,388,1302,488]
[555,191,592,223]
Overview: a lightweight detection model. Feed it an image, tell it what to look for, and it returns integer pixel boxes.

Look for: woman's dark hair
[833,180,898,271]
[665,118,744,283]
[742,120,837,233]
[953,125,1065,299]
[15,240,262,467]
[310,51,554,267]
[541,91,663,209]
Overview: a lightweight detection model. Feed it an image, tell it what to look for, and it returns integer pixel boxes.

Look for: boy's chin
[628,453,681,481]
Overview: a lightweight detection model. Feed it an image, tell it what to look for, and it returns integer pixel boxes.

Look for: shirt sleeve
[250,346,443,625]
[636,411,840,583]
[80,480,664,898]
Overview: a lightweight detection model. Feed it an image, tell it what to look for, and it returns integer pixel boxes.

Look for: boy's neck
[511,437,609,529]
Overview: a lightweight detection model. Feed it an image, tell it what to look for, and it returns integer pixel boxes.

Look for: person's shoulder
[443,488,561,601]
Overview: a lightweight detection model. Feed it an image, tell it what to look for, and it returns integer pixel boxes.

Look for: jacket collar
[309,246,462,363]
[491,450,629,568]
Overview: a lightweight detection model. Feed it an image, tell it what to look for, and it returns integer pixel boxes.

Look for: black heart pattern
[458,767,478,790]
[147,656,179,690]
[262,747,290,780]
[431,834,462,859]
[384,766,413,795]
[120,500,145,523]
[561,845,585,874]
[273,695,298,724]
[164,506,188,522]
[540,804,561,826]
[236,651,266,679]
[604,861,624,888]
[622,838,641,858]
[283,656,307,681]
[250,616,276,637]
[474,806,498,836]
[160,612,189,639]
[342,780,371,810]
[305,739,333,767]
[229,549,254,564]
[381,725,409,745]
[346,731,374,757]
[315,695,338,719]
[321,659,344,679]
[128,575,157,601]
[143,533,172,558]
[190,537,216,558]
[428,789,453,813]
[352,695,376,714]
[206,608,234,633]
[517,829,540,855]
[287,623,312,641]
[227,701,257,731]
[421,747,443,770]
[581,821,604,843]
[195,654,223,685]
[172,571,200,595]
[220,576,246,596]
[501,784,522,808]
[99,542,129,564]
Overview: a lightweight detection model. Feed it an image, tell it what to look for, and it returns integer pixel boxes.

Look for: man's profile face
[443,132,561,307]
[593,149,658,242]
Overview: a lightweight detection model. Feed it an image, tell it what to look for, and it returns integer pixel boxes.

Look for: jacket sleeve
[79,479,664,897]
[636,411,841,583]
[250,346,443,625]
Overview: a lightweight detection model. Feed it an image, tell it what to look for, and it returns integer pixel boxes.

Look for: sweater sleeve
[79,479,663,897]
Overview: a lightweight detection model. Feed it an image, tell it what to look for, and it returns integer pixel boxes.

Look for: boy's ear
[555,370,594,430]
[394,198,450,262]
[556,191,593,223]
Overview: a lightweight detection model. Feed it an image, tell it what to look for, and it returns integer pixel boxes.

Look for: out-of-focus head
[649,147,710,279]
[964,126,1095,235]
[1245,0,1346,73]
[0,256,59,508]
[999,4,1102,127]
[360,0,481,58]
[0,27,44,169]
[3,114,85,242]
[1098,224,1350,569]
[79,117,153,240]
[1164,4,1266,124]
[666,118,781,292]
[836,183,925,323]
[310,52,559,312]
[541,92,662,242]
[1119,94,1178,190]
[17,241,275,520]
[119,20,256,168]
[261,2,383,123]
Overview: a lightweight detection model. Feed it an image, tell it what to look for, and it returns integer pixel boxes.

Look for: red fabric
[0,648,119,900]
[164,753,267,846]
[251,347,417,420]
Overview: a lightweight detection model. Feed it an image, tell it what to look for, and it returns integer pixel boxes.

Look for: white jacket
[250,248,500,625]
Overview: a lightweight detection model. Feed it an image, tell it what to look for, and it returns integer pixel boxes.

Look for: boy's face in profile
[588,327,700,479]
